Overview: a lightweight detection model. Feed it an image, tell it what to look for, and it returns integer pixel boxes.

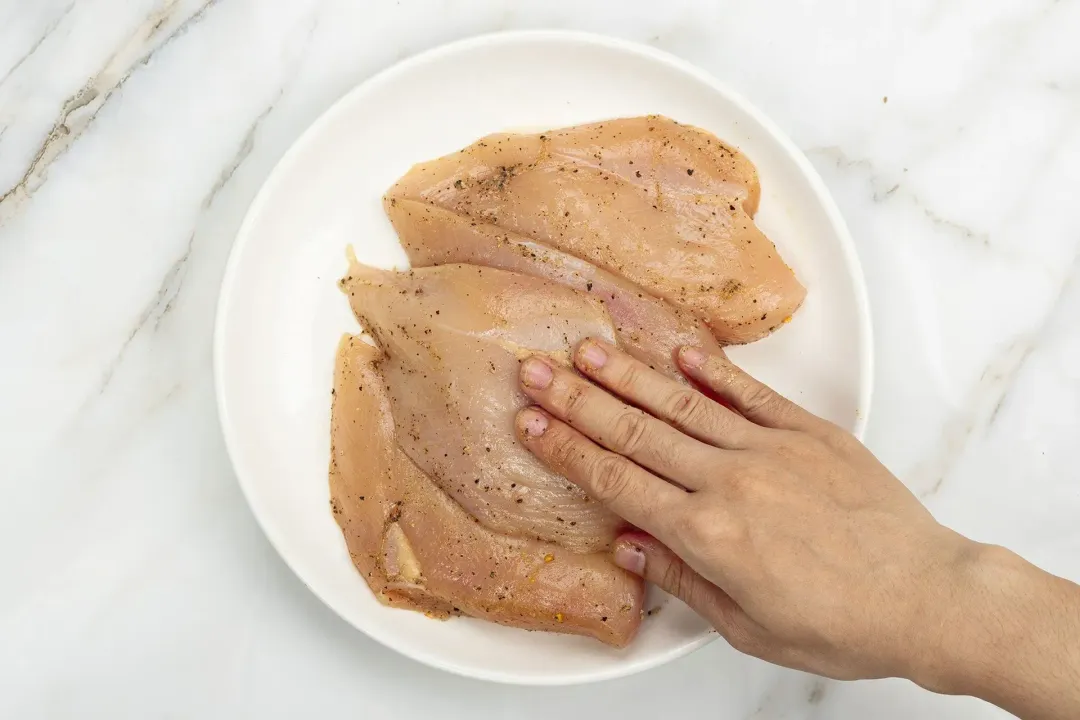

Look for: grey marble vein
[914,337,1037,499]
[920,204,990,246]
[806,678,828,705]
[204,95,280,207]
[914,249,1080,499]
[808,145,898,201]
[748,672,830,719]
[92,95,277,398]
[0,1,74,90]
[809,145,991,247]
[75,8,318,413]
[94,231,195,394]
[0,0,221,224]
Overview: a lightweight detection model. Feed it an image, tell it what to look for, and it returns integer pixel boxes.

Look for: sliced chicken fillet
[330,337,644,646]
[340,263,623,553]
[385,115,806,343]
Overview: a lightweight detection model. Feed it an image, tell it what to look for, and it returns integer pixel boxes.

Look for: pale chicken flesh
[385,115,806,344]
[330,337,644,645]
[386,198,726,380]
[341,263,624,554]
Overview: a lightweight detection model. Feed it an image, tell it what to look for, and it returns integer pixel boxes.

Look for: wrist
[905,539,1080,718]
[892,531,989,695]
[903,539,1014,696]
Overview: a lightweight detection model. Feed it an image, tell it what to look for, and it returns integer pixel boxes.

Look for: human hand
[514,339,975,683]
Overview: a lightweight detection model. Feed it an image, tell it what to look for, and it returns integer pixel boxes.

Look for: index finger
[516,407,687,543]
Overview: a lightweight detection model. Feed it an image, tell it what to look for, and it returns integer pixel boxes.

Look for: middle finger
[575,338,761,450]
[519,357,721,490]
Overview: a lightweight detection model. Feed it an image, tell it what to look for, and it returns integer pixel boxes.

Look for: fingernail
[679,346,708,369]
[614,544,646,575]
[521,358,553,389]
[577,341,608,371]
[518,408,549,437]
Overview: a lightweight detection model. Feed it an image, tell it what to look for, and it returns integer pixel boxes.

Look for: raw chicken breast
[330,337,644,646]
[340,263,623,553]
[385,115,806,344]
[386,198,726,380]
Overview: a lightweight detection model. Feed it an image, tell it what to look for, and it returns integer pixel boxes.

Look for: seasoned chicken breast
[385,115,805,344]
[330,337,644,646]
[386,198,726,380]
[340,263,623,553]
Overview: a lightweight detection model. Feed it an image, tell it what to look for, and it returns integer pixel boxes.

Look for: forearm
[913,542,1080,720]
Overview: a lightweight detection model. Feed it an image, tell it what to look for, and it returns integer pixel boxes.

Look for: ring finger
[574,338,763,450]
[519,356,722,490]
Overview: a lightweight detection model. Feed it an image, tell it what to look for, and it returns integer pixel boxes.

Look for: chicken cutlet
[385,115,805,344]
[330,336,644,646]
[386,198,726,380]
[340,263,623,553]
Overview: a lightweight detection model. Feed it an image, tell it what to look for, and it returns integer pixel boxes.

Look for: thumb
[614,532,749,642]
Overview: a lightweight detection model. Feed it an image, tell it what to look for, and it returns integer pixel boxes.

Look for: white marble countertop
[2,1,1078,717]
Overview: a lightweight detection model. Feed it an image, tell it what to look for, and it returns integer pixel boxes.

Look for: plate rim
[213,28,875,685]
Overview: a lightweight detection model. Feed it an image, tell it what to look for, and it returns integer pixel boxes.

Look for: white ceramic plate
[214,30,873,685]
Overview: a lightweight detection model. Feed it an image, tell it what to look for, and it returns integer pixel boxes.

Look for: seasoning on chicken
[330,116,807,646]
[386,198,726,380]
[385,115,805,344]
[340,263,623,553]
[330,336,644,646]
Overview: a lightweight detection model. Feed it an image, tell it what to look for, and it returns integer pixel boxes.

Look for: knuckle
[610,411,650,454]
[614,362,644,393]
[678,503,746,551]
[821,421,860,455]
[591,454,637,504]
[678,515,724,551]
[726,472,750,498]
[774,430,826,462]
[768,434,802,463]
[740,381,779,415]
[560,381,591,423]
[546,428,585,470]
[649,437,685,478]
[661,390,709,430]
[723,461,757,496]
[659,560,691,599]
[722,616,760,656]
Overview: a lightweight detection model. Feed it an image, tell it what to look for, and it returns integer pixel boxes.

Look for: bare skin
[515,339,1080,720]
